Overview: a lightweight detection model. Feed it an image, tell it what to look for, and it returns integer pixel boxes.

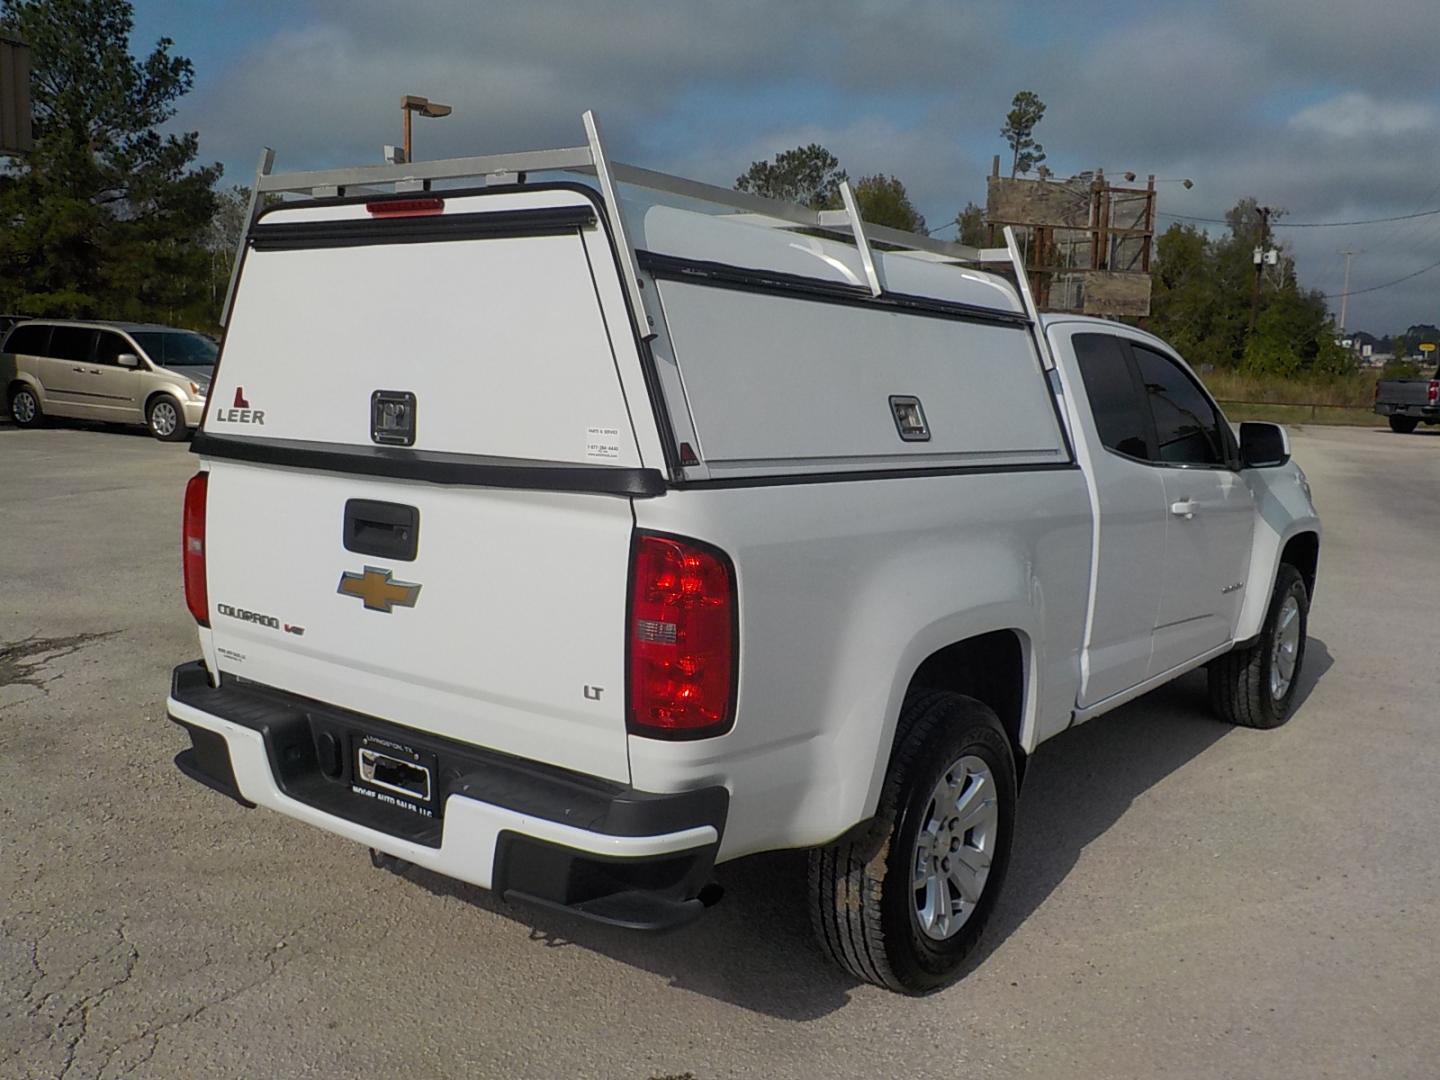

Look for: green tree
[1001,91,1046,178]
[852,173,925,233]
[1149,200,1349,378]
[0,0,219,324]
[1396,330,1414,361]
[953,201,987,247]
[735,144,846,208]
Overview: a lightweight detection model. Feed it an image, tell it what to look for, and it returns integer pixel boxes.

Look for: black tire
[1388,415,1419,434]
[809,691,1017,994]
[8,385,43,427]
[146,396,189,441]
[1208,564,1309,729]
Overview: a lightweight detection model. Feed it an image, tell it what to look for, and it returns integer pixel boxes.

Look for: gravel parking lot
[2,420,1437,1080]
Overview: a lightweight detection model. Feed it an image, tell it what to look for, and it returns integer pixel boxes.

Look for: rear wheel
[146,396,188,441]
[1388,415,1418,434]
[9,386,42,427]
[809,691,1016,994]
[1208,564,1309,729]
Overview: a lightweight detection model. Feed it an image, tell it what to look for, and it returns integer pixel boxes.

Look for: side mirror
[1239,421,1290,468]
[117,353,140,368]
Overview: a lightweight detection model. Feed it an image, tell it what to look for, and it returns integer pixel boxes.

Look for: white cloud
[172,0,1440,332]
[1289,93,1440,141]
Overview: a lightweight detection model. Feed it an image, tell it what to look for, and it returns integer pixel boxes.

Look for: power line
[1157,210,1440,231]
[1316,256,1440,299]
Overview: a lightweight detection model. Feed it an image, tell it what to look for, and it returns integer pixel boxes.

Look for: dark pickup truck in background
[1375,366,1440,433]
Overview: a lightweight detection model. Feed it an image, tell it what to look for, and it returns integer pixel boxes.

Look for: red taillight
[365,197,444,218]
[1429,380,1439,405]
[628,533,736,738]
[183,472,209,626]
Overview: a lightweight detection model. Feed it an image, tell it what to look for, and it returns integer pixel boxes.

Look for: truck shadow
[403,637,1333,1020]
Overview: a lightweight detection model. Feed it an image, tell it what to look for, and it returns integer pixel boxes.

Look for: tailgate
[1379,380,1431,405]
[203,464,635,781]
[195,187,664,783]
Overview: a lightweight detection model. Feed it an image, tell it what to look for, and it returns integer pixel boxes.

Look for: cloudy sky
[135,0,1440,335]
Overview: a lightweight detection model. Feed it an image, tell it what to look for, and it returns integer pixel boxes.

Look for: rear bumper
[1375,403,1439,417]
[167,661,727,929]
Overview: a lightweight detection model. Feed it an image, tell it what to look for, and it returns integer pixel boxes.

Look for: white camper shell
[168,112,1321,994]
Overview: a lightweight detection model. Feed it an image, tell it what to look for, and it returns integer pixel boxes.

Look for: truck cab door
[1063,331,1169,707]
[1127,344,1255,676]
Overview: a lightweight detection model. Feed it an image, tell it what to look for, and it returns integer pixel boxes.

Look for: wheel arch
[143,387,190,429]
[1281,531,1319,601]
[144,386,187,415]
[850,622,1035,829]
[905,630,1030,787]
[7,373,44,404]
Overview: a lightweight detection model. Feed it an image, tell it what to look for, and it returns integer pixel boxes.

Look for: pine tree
[0,0,220,324]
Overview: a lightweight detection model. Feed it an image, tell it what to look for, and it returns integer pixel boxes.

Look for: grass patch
[1191,369,1388,427]
[1218,401,1383,428]
[1200,369,1382,409]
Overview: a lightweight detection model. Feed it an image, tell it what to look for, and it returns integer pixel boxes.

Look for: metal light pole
[400,94,452,164]
[1338,248,1356,333]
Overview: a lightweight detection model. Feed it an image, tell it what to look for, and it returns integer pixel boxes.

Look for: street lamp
[400,94,452,164]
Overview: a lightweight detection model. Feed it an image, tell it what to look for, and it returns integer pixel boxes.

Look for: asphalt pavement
[2,419,1437,1079]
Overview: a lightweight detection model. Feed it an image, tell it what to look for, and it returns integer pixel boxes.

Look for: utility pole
[1338,248,1356,333]
[1248,205,1271,337]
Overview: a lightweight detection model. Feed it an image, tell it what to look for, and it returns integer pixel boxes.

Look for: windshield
[130,331,219,368]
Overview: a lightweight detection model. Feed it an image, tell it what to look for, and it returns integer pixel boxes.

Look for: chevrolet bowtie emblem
[337,566,422,613]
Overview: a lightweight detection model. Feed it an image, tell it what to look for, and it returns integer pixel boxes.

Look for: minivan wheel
[146,397,187,441]
[1208,563,1309,729]
[9,386,42,427]
[809,691,1016,994]
[1388,415,1418,434]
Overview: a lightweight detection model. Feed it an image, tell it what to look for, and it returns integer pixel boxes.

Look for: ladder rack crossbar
[256,146,596,195]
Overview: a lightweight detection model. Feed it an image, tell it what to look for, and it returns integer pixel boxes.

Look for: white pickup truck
[167,115,1320,994]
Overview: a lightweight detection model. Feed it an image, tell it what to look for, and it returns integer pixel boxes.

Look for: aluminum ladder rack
[223,110,1052,368]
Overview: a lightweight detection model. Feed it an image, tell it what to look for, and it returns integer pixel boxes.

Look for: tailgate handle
[343,499,419,561]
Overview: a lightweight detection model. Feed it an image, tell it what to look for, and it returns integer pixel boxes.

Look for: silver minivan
[1,320,216,440]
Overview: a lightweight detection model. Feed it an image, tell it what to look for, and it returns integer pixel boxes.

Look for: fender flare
[1234,521,1321,642]
[857,609,1038,822]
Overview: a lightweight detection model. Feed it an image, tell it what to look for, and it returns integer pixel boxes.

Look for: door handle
[1170,498,1198,519]
[72,366,86,372]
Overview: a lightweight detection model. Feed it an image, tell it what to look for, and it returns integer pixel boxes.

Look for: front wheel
[146,397,188,441]
[9,386,43,427]
[1388,415,1419,434]
[1208,564,1309,729]
[809,691,1016,994]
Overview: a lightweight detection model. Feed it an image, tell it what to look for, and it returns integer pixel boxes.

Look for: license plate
[353,734,439,816]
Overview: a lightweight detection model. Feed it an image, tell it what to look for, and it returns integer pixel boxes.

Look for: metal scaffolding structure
[984,157,1158,317]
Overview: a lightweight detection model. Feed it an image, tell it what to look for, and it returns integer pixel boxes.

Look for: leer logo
[214,385,264,425]
[337,566,422,613]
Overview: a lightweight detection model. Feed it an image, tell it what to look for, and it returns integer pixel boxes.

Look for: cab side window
[1073,333,1151,461]
[1130,346,1225,466]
